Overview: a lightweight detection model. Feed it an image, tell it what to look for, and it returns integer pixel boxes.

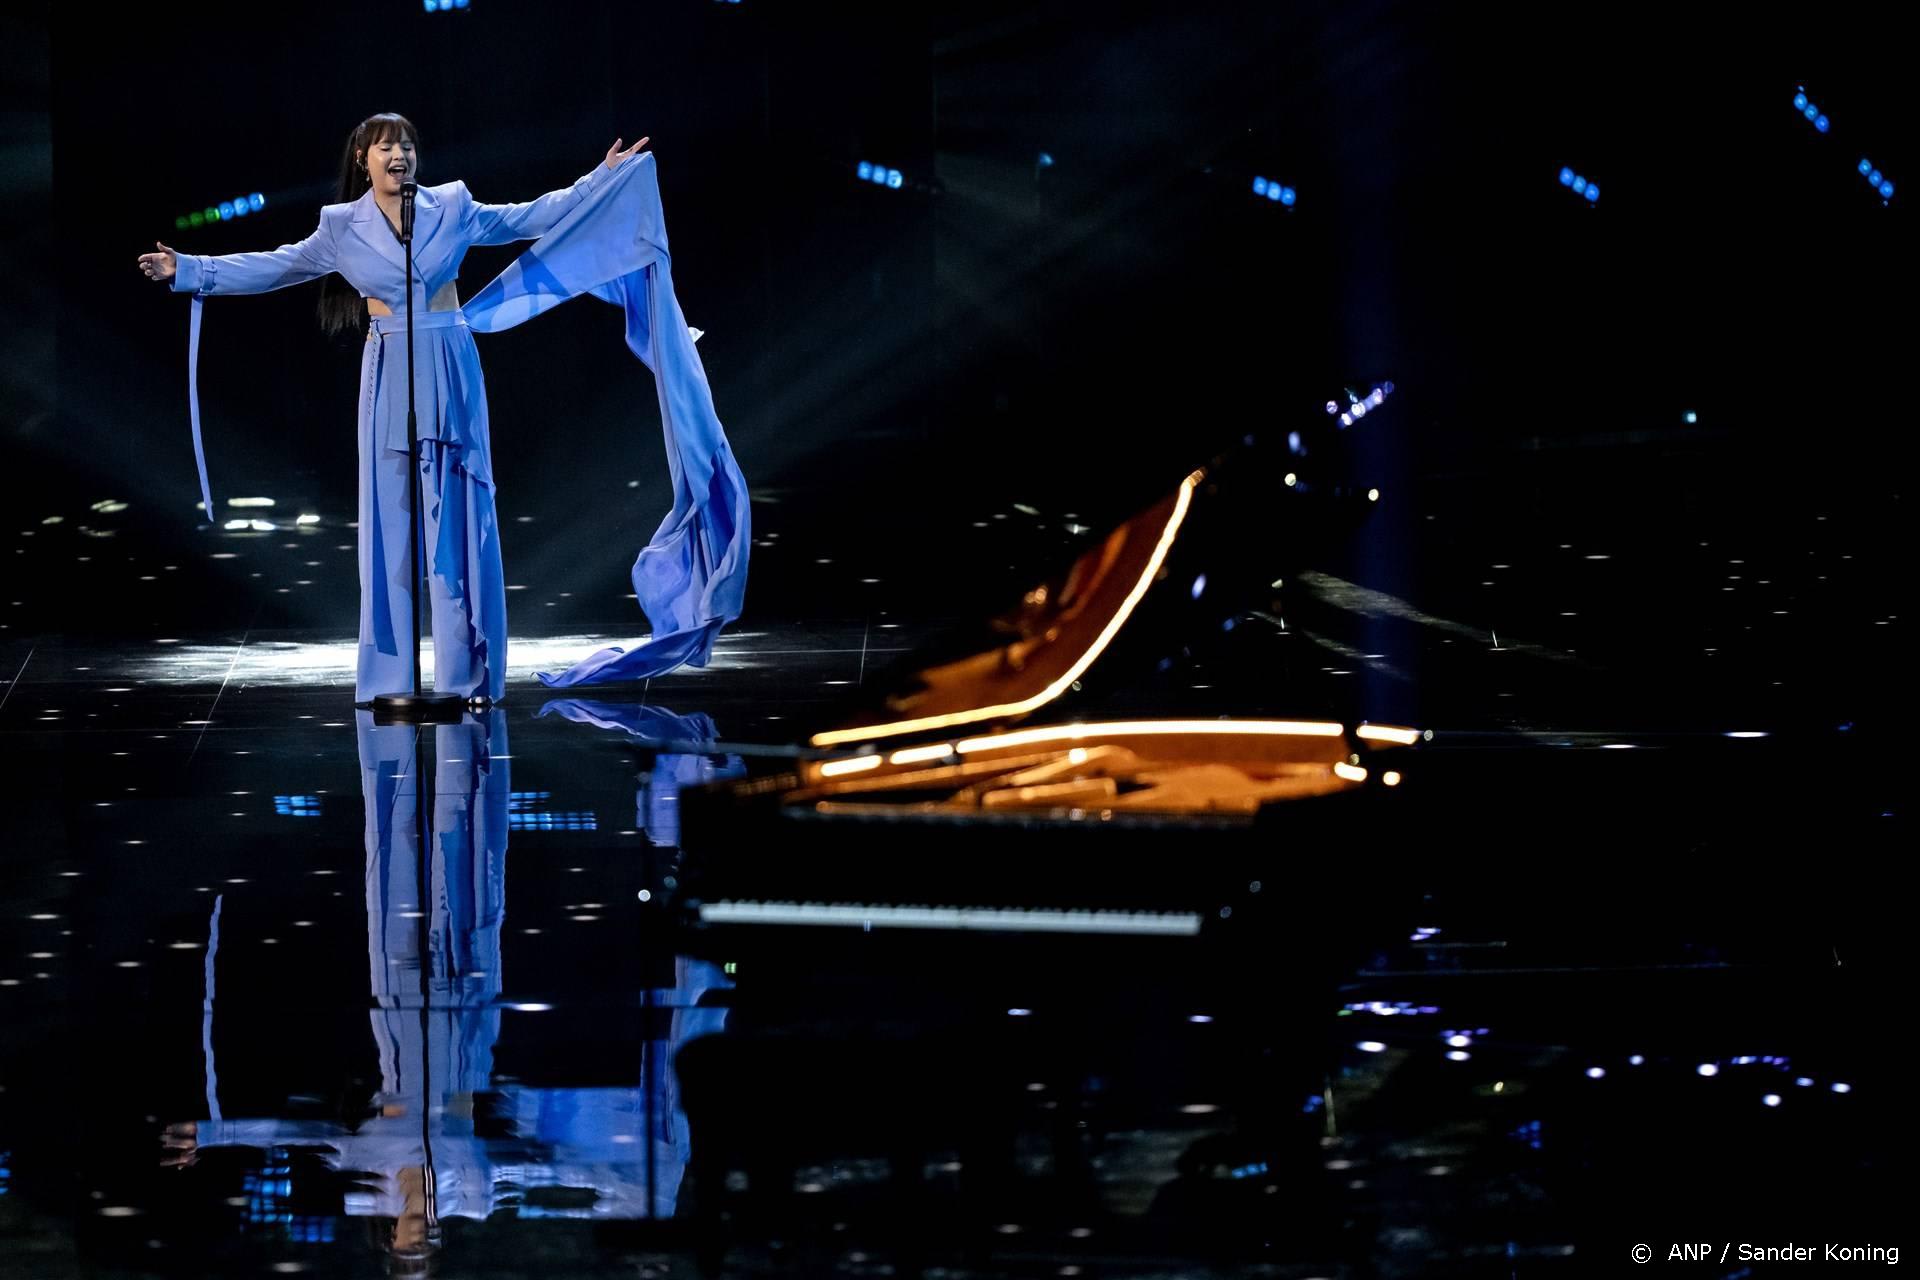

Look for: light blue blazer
[171,163,611,311]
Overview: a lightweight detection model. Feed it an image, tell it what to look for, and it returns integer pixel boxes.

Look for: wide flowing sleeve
[460,165,609,246]
[171,213,341,524]
[464,152,750,688]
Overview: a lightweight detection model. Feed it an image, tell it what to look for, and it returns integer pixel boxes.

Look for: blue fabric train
[171,152,748,696]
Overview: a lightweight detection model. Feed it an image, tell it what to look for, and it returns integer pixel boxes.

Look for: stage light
[1859,158,1895,201]
[1250,176,1297,206]
[1795,87,1830,133]
[1560,167,1600,204]
[856,160,906,190]
[1763,1094,1782,1107]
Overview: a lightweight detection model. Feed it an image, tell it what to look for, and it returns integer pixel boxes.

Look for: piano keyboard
[698,900,1202,937]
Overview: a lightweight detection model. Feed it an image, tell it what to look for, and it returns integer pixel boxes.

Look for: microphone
[399,180,417,243]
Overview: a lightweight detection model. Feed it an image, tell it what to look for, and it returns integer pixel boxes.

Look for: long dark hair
[317,112,420,339]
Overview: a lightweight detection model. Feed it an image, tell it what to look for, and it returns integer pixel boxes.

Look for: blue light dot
[1253,176,1269,195]
[1281,186,1296,206]
[886,168,903,189]
[1571,176,1588,195]
[250,193,265,210]
[1190,574,1207,600]
[218,201,235,220]
[857,161,873,181]
[1815,115,1829,133]
[1559,167,1575,186]
[1266,184,1281,201]
[1803,104,1818,121]
[1793,93,1807,110]
[1859,158,1873,175]
[1036,152,1053,168]
[1585,185,1599,201]
[1880,181,1894,199]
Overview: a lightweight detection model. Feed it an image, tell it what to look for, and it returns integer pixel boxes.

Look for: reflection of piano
[678,462,1420,947]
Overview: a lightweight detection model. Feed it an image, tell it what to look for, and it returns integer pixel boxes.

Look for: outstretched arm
[138,217,338,296]
[465,136,648,246]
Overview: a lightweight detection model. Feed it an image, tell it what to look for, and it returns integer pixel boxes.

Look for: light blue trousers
[356,310,508,702]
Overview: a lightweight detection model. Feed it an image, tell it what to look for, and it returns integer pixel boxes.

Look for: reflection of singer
[163,708,733,1268]
[138,110,752,701]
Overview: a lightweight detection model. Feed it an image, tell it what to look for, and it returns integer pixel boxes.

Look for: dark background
[3,0,1911,723]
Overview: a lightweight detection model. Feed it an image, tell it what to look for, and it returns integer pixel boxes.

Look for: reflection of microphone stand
[374,178,464,724]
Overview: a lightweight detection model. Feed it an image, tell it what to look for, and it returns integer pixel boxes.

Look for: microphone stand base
[369,690,468,725]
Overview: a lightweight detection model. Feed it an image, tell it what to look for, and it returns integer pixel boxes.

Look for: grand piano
[676,441,1423,948]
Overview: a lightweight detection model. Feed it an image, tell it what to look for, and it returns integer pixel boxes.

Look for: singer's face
[361,132,417,196]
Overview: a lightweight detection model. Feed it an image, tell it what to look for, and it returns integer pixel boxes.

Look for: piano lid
[812,469,1207,749]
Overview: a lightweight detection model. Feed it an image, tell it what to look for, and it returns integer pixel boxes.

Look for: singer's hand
[138,241,178,283]
[159,1120,199,1169]
[603,136,650,170]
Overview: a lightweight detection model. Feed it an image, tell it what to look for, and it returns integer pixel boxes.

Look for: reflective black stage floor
[0,614,1905,1279]
[1,441,1910,1279]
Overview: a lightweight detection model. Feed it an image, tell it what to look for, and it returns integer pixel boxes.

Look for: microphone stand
[373,178,464,725]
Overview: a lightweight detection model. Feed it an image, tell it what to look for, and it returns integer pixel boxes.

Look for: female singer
[138,113,650,705]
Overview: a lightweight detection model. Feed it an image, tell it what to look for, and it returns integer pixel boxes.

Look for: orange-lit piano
[678,466,1422,942]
